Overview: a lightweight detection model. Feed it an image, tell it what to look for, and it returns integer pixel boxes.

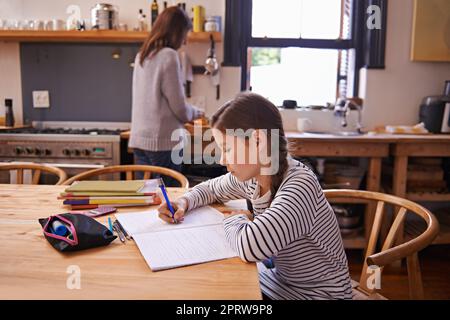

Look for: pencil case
[38,213,116,252]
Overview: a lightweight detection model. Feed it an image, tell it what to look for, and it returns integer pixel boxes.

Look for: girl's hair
[138,6,192,66]
[211,92,289,198]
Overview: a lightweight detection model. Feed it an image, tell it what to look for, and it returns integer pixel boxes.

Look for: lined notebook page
[133,225,237,271]
[115,206,237,271]
[115,206,225,236]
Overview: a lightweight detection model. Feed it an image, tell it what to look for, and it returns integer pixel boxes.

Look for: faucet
[334,98,363,133]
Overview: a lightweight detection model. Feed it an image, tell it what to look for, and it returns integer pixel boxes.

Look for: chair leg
[406,252,424,299]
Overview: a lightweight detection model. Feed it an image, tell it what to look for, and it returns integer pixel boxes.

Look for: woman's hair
[211,92,289,198]
[138,6,192,66]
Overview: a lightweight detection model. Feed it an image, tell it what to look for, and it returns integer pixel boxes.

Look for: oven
[0,122,127,184]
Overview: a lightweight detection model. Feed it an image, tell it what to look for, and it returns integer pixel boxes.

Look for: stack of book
[59,179,161,210]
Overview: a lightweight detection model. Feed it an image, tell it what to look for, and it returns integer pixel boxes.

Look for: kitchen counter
[120,130,131,139]
[286,131,450,142]
[121,129,450,142]
[0,125,31,131]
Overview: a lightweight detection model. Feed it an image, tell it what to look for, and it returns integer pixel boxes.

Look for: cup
[297,118,312,132]
[53,19,65,30]
[118,23,128,31]
[33,20,44,30]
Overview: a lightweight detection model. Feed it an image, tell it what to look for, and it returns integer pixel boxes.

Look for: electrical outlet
[187,96,206,112]
[32,90,50,108]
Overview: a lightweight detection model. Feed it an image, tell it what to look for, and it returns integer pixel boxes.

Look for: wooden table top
[0,184,261,300]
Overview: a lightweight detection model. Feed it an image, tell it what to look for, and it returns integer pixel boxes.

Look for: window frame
[223,0,387,99]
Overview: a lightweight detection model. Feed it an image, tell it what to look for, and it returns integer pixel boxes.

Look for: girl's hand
[157,198,188,224]
[223,209,253,220]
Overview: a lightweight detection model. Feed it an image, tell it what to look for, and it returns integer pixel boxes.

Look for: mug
[297,118,312,132]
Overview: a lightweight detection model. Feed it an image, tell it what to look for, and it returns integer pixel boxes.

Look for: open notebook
[115,205,242,271]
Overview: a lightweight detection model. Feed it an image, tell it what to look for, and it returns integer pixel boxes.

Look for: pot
[91,3,119,30]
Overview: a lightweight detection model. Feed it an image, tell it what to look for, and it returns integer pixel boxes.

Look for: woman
[129,6,203,185]
[158,92,353,300]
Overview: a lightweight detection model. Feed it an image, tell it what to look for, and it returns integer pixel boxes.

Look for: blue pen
[158,178,177,223]
[108,217,114,233]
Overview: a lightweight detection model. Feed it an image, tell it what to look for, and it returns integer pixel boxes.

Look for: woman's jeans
[133,148,183,187]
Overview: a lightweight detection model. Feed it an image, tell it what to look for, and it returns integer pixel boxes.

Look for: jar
[204,17,219,32]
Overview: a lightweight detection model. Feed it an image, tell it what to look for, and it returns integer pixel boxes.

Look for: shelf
[0,30,222,43]
[342,230,366,249]
[406,192,450,202]
[405,218,450,245]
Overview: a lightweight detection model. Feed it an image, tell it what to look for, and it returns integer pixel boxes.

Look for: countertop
[120,128,450,143]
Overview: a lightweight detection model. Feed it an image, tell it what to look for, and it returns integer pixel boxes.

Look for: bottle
[163,1,168,10]
[5,99,14,127]
[151,0,159,26]
[138,9,148,31]
[192,5,205,32]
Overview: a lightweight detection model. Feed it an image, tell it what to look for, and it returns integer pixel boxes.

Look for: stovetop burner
[0,127,123,135]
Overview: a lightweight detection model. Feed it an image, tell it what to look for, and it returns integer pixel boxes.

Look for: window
[245,0,354,107]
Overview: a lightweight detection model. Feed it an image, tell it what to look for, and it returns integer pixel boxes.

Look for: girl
[158,92,353,300]
[129,6,204,186]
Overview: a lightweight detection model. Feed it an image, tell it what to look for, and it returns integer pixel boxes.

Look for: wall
[360,0,450,130]
[0,0,240,124]
[20,43,139,123]
[0,0,23,123]
[1,0,449,129]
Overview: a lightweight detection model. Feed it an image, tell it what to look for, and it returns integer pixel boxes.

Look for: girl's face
[212,128,266,181]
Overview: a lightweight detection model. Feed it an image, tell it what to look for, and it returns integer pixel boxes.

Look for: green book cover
[65,180,146,193]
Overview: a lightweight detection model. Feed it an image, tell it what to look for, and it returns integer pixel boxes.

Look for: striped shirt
[182,158,353,300]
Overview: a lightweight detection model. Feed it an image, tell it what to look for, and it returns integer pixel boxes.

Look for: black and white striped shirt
[182,159,353,300]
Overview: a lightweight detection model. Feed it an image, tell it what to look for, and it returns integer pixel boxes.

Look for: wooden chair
[324,189,439,300]
[62,165,189,188]
[0,163,67,185]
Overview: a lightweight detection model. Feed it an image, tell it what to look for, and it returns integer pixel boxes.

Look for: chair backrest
[0,163,67,185]
[62,165,189,188]
[324,189,439,297]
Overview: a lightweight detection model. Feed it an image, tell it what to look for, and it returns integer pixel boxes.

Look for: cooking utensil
[204,34,219,75]
[91,3,119,30]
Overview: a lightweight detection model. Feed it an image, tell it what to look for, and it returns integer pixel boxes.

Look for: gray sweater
[129,48,202,151]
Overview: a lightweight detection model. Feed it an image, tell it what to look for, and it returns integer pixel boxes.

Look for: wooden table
[389,135,450,245]
[0,184,261,300]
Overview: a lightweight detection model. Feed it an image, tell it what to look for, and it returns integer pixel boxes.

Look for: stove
[0,127,123,136]
[0,121,130,182]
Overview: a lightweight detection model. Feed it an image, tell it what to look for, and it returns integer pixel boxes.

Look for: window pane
[249,47,340,106]
[300,0,342,39]
[252,0,302,38]
[252,0,349,40]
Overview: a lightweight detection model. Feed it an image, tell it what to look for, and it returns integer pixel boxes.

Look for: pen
[108,217,114,233]
[113,222,126,243]
[158,178,177,223]
[116,220,131,240]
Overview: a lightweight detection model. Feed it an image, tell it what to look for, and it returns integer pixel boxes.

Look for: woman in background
[129,6,203,186]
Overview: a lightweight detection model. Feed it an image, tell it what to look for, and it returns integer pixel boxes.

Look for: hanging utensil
[204,34,218,75]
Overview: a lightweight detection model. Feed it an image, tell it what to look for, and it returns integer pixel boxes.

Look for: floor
[346,245,450,299]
